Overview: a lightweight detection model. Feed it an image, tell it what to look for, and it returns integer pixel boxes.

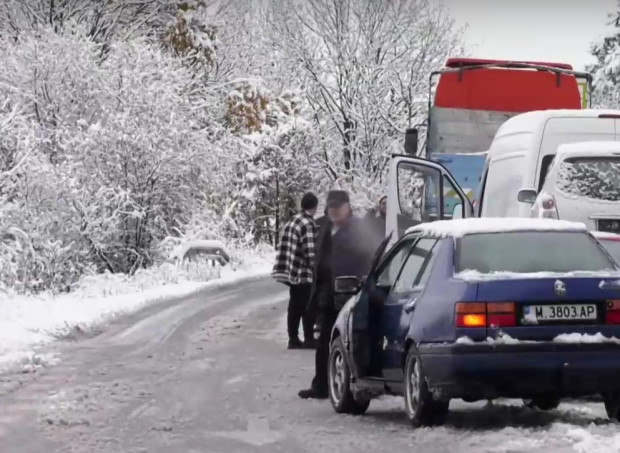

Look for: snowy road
[1,277,619,453]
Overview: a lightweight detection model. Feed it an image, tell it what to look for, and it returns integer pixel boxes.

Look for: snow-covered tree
[0,0,464,293]
[588,2,620,107]
[0,0,175,40]
[270,0,465,188]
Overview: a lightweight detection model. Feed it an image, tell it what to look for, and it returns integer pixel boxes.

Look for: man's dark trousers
[288,283,314,342]
[311,311,338,393]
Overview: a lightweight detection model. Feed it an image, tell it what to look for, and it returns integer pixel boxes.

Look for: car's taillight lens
[606,300,620,324]
[538,193,559,219]
[455,302,486,327]
[455,302,516,327]
[542,197,555,210]
[487,302,516,327]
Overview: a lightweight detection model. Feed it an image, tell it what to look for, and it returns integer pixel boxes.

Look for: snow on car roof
[556,141,620,160]
[498,109,620,133]
[405,218,587,238]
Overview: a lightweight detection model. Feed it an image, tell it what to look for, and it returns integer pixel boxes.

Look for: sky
[445,0,617,71]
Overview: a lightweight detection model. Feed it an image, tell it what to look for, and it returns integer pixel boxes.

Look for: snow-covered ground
[0,245,274,374]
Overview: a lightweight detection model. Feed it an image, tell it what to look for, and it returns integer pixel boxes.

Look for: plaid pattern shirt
[271,212,317,285]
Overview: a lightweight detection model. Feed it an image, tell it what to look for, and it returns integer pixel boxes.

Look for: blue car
[328,218,620,427]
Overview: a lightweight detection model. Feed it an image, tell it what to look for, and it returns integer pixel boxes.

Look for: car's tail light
[455,302,516,328]
[487,302,516,327]
[606,300,620,324]
[537,192,559,219]
[455,302,486,327]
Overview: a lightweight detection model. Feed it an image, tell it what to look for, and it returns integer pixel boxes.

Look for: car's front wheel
[328,337,370,415]
[603,392,620,421]
[404,347,449,427]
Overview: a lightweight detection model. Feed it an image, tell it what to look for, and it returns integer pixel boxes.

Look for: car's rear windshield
[456,231,616,274]
[555,156,620,201]
[598,239,620,264]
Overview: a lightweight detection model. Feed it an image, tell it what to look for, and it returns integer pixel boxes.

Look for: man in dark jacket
[272,192,319,349]
[363,195,387,243]
[315,207,329,233]
[298,190,376,399]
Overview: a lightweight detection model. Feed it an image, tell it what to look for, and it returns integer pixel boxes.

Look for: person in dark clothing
[363,195,387,243]
[298,190,376,399]
[272,192,319,349]
[314,207,329,233]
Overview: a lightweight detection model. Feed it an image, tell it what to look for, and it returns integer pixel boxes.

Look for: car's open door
[348,232,393,380]
[386,155,474,244]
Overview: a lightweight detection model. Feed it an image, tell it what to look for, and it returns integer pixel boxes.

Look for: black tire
[523,396,560,411]
[328,337,371,415]
[403,347,449,427]
[603,392,620,421]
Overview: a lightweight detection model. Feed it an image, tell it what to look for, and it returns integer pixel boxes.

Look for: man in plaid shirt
[272,192,319,349]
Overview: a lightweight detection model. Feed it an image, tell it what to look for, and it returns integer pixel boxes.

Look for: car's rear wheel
[603,392,620,421]
[328,337,370,415]
[523,396,560,411]
[403,347,449,427]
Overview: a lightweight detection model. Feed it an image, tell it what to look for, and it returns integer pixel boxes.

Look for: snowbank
[553,333,620,345]
[406,217,586,238]
[455,269,620,281]
[0,245,274,374]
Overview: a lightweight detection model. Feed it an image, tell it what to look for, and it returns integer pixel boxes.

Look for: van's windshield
[555,156,620,201]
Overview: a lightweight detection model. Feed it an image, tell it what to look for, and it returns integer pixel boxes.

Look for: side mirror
[404,128,418,155]
[452,203,464,219]
[517,189,537,204]
[334,276,361,295]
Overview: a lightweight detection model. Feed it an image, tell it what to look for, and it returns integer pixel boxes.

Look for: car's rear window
[456,231,616,274]
[555,156,620,201]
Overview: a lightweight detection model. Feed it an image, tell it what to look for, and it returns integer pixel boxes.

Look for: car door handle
[404,298,417,314]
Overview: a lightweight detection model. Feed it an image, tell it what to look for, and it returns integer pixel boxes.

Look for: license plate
[598,219,620,233]
[523,304,597,323]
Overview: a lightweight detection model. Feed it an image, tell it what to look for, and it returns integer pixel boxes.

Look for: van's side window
[481,156,524,217]
[538,155,556,191]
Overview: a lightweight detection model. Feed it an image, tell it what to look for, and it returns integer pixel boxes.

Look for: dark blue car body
[332,230,620,402]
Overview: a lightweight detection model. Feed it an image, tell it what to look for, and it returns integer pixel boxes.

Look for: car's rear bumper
[419,342,620,400]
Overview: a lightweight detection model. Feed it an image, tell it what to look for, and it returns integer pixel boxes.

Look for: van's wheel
[328,337,370,415]
[603,392,620,421]
[404,347,449,427]
[523,396,560,411]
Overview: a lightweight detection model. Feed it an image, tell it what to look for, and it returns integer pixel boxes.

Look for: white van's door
[386,155,473,243]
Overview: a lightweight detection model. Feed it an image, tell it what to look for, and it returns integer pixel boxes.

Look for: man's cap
[326,190,350,208]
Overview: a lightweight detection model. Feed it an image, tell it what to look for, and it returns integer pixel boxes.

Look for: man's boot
[298,387,328,399]
[288,337,304,350]
[302,338,318,349]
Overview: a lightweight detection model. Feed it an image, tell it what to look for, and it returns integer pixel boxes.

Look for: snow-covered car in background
[529,142,620,231]
[328,218,620,427]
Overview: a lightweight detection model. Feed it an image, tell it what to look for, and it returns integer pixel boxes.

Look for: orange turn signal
[460,314,487,327]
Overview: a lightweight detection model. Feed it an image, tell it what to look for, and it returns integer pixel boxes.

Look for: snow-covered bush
[0,25,225,292]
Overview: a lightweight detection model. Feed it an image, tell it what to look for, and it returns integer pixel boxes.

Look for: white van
[530,142,620,232]
[386,109,620,242]
[476,109,620,218]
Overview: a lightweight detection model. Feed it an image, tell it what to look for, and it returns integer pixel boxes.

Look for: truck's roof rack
[445,58,574,71]
[434,61,592,82]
